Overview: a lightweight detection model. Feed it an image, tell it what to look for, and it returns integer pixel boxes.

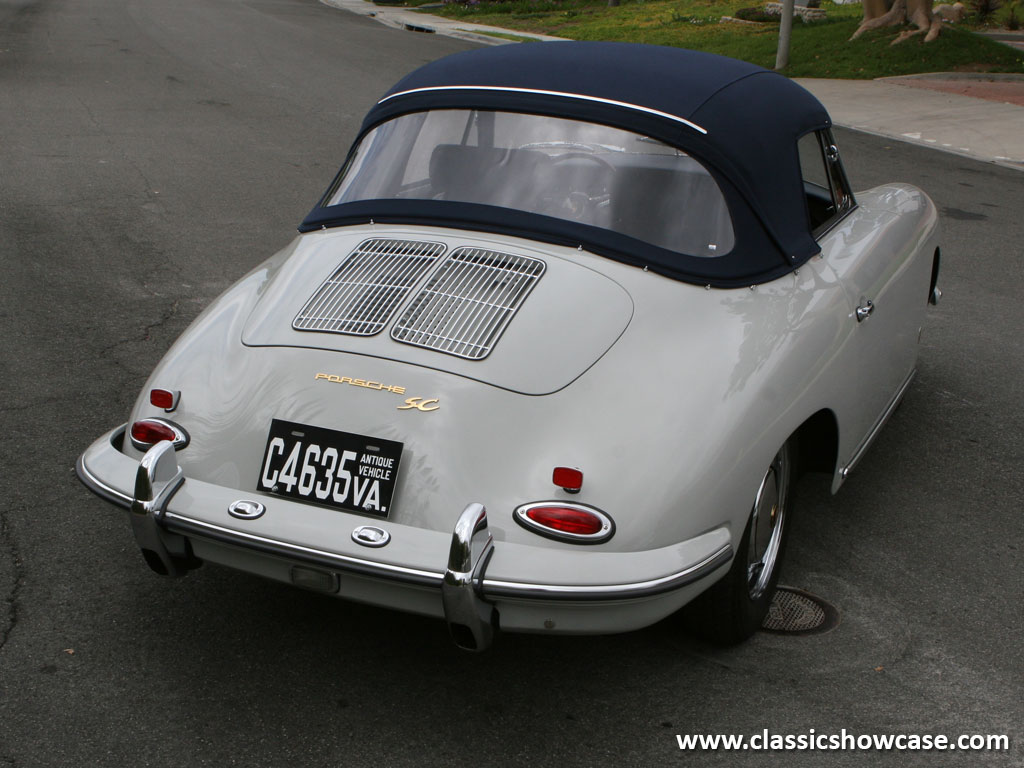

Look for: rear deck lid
[242,229,634,395]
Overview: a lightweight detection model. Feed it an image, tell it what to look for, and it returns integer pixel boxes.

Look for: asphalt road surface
[1,1,1021,766]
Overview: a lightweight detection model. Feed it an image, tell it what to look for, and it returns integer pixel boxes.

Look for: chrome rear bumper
[77,427,732,650]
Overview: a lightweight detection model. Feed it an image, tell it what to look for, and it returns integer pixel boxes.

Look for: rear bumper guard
[441,503,496,651]
[129,440,188,577]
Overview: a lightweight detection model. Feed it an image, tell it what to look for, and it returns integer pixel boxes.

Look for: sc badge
[397,397,440,412]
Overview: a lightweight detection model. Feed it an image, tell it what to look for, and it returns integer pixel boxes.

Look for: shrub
[970,0,1002,22]
[1008,2,1021,28]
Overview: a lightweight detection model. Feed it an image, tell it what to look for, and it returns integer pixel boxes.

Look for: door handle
[856,299,874,323]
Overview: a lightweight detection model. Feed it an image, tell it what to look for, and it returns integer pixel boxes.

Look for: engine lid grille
[390,247,546,360]
[293,239,446,336]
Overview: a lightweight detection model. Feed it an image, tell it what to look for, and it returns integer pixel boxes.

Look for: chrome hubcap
[747,447,789,600]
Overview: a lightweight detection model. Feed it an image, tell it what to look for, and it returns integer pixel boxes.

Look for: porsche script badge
[314,373,439,412]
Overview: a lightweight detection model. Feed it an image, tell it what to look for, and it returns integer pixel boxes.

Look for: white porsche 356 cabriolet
[77,43,940,650]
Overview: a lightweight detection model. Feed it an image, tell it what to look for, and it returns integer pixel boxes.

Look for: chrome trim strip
[76,451,133,509]
[377,86,708,135]
[163,512,445,588]
[481,544,733,601]
[165,512,727,601]
[841,369,916,480]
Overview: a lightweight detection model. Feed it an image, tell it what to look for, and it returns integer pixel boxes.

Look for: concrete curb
[877,72,1024,82]
[321,0,567,46]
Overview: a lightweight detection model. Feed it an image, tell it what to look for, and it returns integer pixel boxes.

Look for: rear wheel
[685,441,795,644]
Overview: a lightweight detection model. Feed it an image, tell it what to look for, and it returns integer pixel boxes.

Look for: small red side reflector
[150,389,178,411]
[526,505,604,536]
[552,466,583,492]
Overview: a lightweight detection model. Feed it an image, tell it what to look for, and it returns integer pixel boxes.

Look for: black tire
[683,440,795,645]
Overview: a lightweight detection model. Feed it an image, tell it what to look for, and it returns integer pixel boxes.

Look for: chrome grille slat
[309,240,440,334]
[443,251,516,357]
[294,239,446,336]
[391,247,545,360]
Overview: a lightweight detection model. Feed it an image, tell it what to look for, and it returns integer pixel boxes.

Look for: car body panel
[818,184,938,480]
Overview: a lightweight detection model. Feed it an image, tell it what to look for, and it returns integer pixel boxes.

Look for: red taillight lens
[150,388,178,410]
[129,418,188,450]
[527,506,603,535]
[552,466,583,492]
[131,419,177,445]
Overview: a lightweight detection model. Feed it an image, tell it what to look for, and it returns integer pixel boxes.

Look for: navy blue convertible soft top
[301,43,835,287]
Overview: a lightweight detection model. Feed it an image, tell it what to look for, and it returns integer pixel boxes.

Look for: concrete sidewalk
[323,0,1024,170]
[796,75,1024,170]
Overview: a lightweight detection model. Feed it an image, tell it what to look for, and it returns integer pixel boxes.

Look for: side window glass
[799,132,835,233]
[798,130,855,237]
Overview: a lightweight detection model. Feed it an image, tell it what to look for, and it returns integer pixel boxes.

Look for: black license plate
[257,419,403,518]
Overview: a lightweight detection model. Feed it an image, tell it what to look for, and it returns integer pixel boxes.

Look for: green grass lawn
[404,0,1024,78]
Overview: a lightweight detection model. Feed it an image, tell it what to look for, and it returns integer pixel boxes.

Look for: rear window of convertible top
[327,109,735,260]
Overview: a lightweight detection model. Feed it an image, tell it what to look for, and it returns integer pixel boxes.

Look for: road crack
[97,298,180,358]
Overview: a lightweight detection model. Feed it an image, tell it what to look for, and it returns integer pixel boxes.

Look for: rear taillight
[129,418,190,451]
[513,503,614,544]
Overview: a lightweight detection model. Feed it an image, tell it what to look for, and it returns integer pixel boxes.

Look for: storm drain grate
[762,587,839,635]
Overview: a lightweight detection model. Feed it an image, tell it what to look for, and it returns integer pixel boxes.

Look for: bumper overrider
[77,426,733,650]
